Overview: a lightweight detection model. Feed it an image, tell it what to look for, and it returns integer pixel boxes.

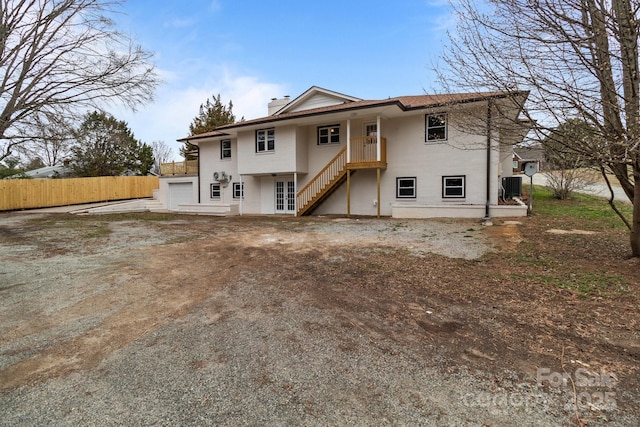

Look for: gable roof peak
[273,86,362,115]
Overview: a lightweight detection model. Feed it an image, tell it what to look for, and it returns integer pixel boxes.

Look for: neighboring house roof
[15,164,72,178]
[179,87,529,142]
[514,144,545,162]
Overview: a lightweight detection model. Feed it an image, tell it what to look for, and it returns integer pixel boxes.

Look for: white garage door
[168,182,193,211]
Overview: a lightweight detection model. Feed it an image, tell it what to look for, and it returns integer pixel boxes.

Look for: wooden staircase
[295,137,387,216]
[296,147,348,216]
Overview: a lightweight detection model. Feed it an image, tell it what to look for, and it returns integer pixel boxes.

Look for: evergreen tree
[181,94,238,159]
[69,112,154,177]
[0,157,25,179]
[542,119,598,170]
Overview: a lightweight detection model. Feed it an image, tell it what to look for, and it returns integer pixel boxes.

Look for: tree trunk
[632,165,640,257]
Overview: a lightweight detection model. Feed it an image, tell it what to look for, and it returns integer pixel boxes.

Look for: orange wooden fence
[0,176,159,211]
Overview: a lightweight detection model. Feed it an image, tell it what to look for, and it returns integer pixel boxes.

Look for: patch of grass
[96,212,185,222]
[523,272,632,298]
[530,185,632,229]
[25,215,113,239]
[80,223,112,239]
[386,222,409,232]
[501,245,559,268]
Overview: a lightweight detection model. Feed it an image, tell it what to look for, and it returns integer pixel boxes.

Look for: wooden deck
[160,160,198,176]
[296,137,387,216]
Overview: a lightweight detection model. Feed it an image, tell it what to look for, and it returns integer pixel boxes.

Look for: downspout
[484,99,492,221]
[196,143,201,203]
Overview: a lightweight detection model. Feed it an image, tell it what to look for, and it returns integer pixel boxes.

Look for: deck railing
[160,160,198,176]
[349,136,387,164]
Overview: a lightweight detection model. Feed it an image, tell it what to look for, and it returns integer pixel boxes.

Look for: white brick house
[159,86,530,218]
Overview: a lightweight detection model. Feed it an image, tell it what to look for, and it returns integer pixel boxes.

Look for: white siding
[198,138,240,207]
[297,122,346,190]
[289,93,348,112]
[315,110,496,216]
[178,94,524,218]
[237,126,298,175]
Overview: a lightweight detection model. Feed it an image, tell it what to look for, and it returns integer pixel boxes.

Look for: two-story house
[157,86,529,218]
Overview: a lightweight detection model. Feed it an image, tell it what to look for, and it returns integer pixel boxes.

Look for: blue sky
[113,0,454,159]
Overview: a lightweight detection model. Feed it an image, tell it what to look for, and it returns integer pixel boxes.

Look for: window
[442,175,465,198]
[426,113,447,142]
[210,183,221,200]
[233,182,244,199]
[256,128,275,152]
[318,125,340,145]
[364,123,377,136]
[221,140,231,159]
[396,177,416,199]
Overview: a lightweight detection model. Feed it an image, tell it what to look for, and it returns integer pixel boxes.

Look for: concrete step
[144,200,167,212]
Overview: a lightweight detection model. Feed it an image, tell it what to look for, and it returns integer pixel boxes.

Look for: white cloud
[115,67,287,161]
[219,73,287,121]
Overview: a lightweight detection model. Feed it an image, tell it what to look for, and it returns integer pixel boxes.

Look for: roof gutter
[177,91,530,142]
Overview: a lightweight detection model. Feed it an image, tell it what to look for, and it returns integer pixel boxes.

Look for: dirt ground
[0,212,638,426]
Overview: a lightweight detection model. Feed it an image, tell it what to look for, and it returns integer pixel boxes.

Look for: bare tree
[15,113,74,166]
[438,0,640,257]
[0,0,158,162]
[150,140,174,175]
[543,119,597,200]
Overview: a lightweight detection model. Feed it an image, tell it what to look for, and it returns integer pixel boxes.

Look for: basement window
[396,177,417,198]
[210,183,221,200]
[442,175,465,198]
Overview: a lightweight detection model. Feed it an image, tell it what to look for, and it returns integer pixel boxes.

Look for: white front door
[364,122,377,136]
[275,180,295,214]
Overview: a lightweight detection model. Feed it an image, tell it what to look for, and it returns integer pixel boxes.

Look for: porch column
[346,119,351,163]
[294,172,298,216]
[376,115,381,161]
[376,168,381,218]
[347,170,351,218]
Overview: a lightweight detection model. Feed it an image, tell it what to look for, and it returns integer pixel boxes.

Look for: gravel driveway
[0,212,623,426]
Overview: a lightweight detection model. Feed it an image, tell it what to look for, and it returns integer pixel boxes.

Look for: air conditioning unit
[502,176,522,198]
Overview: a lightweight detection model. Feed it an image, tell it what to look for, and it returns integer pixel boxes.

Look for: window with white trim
[442,175,465,198]
[396,177,416,199]
[233,182,244,199]
[210,183,221,200]
[318,124,340,145]
[221,140,231,159]
[364,123,377,136]
[425,113,447,142]
[256,128,275,152]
